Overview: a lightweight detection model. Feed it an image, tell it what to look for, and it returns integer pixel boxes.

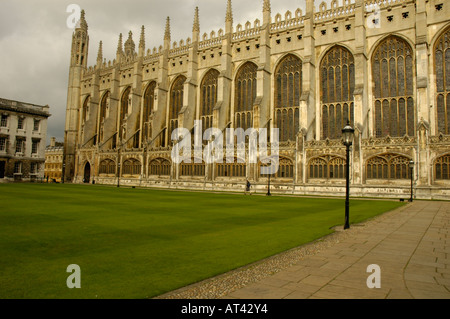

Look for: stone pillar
[300,0,316,141]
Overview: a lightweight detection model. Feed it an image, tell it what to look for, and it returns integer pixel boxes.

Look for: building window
[434,26,450,135]
[149,158,171,176]
[235,62,257,131]
[122,158,141,176]
[98,91,110,143]
[14,162,22,174]
[0,137,6,151]
[169,76,186,145]
[260,157,294,179]
[309,155,346,179]
[119,87,131,143]
[31,163,38,174]
[1,114,8,127]
[142,82,156,144]
[18,117,24,130]
[32,139,39,154]
[99,159,116,175]
[82,96,90,125]
[372,36,415,138]
[320,46,355,140]
[217,160,246,178]
[180,159,206,177]
[15,138,25,153]
[366,154,411,180]
[435,154,450,180]
[200,69,219,136]
[33,119,40,131]
[275,54,302,142]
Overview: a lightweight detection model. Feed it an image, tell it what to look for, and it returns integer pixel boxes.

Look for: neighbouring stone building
[64,0,450,199]
[45,137,64,182]
[0,98,50,182]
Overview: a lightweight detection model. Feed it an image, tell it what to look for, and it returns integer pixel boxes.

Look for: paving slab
[222,201,450,299]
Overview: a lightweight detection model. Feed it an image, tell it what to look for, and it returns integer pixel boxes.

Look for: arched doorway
[83,162,91,183]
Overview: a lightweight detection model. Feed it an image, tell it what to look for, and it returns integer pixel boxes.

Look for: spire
[306,0,314,15]
[225,0,233,34]
[263,0,271,24]
[124,31,136,57]
[225,0,233,23]
[263,0,271,13]
[76,9,88,30]
[97,41,103,65]
[164,17,171,41]
[139,25,145,56]
[116,33,123,61]
[193,7,200,33]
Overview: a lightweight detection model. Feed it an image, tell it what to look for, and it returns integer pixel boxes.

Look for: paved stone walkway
[224,201,450,299]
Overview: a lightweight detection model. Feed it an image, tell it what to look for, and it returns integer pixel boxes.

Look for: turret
[64,9,89,182]
[70,9,89,67]
[124,31,136,57]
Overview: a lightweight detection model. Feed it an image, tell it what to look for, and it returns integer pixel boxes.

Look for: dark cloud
[0,0,334,145]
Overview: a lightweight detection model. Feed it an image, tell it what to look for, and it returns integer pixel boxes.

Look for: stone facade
[45,137,64,182]
[64,0,450,199]
[0,98,50,182]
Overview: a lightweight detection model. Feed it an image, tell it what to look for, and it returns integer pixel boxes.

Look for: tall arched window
[372,36,414,138]
[320,46,355,140]
[119,87,131,142]
[82,96,90,125]
[169,76,186,145]
[200,69,219,135]
[435,27,450,135]
[435,154,450,180]
[98,92,110,142]
[366,153,411,180]
[275,55,301,142]
[80,96,90,145]
[235,62,257,131]
[143,82,156,144]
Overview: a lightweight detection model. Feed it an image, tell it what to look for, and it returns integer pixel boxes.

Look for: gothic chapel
[64,0,450,199]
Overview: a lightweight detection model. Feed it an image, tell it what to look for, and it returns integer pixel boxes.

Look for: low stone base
[73,176,450,200]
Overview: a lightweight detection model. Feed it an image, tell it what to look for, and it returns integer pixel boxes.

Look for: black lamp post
[62,163,65,184]
[92,162,95,185]
[342,121,355,230]
[409,160,414,202]
[266,173,271,196]
[117,147,121,188]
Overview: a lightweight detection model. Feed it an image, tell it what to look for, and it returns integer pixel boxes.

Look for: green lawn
[0,183,405,299]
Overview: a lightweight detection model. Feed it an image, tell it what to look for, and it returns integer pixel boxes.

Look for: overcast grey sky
[0,0,336,145]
